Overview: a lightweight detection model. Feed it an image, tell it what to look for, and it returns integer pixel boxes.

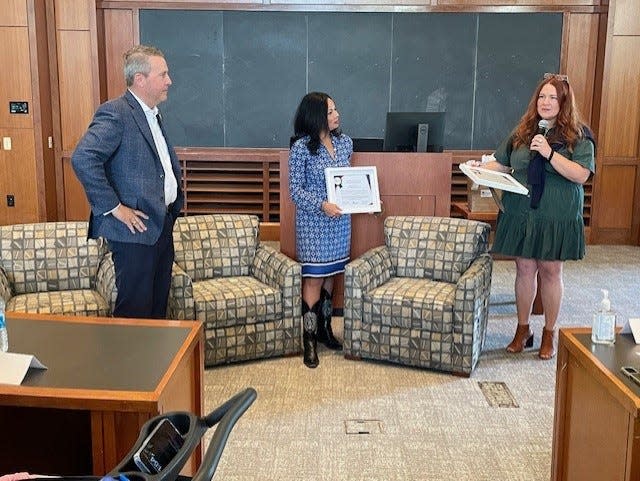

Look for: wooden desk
[0,313,204,476]
[552,328,640,481]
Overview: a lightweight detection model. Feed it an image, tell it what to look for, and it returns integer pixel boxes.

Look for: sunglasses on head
[543,73,569,83]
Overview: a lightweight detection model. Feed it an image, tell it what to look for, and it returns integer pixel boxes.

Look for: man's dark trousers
[110,212,175,319]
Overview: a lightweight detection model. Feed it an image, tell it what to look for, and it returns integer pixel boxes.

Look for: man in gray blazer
[72,45,184,319]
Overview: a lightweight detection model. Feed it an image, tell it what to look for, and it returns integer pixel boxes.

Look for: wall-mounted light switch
[2,137,10,150]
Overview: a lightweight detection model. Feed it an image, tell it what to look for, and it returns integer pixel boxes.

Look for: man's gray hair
[123,45,165,87]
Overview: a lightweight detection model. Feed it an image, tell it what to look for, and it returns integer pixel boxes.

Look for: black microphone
[537,119,550,136]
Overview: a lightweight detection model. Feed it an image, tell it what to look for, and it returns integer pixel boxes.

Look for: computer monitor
[383,112,446,153]
[352,137,384,152]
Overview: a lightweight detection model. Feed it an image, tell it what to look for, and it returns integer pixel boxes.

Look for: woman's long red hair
[511,76,587,153]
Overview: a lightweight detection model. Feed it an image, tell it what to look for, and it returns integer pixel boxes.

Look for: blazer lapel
[125,91,160,160]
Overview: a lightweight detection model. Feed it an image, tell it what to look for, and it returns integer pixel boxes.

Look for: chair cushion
[364,277,456,329]
[6,289,110,317]
[0,221,107,294]
[384,216,489,284]
[193,276,282,328]
[173,215,259,282]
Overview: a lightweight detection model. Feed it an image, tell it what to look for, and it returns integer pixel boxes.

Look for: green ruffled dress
[491,133,595,261]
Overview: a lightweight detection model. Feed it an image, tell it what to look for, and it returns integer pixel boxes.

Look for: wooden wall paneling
[57,31,98,152]
[51,0,99,220]
[55,0,91,29]
[591,0,640,245]
[0,0,27,26]
[564,12,600,123]
[0,27,33,129]
[0,128,39,224]
[611,0,640,35]
[30,0,56,220]
[102,8,135,100]
[596,164,636,230]
[436,0,600,5]
[62,155,91,221]
[598,36,640,158]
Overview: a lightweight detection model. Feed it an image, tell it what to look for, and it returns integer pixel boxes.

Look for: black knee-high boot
[302,300,319,368]
[317,288,342,350]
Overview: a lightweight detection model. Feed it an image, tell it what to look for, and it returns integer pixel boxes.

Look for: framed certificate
[459,163,529,196]
[325,166,382,214]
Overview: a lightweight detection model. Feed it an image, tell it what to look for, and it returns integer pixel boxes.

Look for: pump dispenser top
[600,289,611,311]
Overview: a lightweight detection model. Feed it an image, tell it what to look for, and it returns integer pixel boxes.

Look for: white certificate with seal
[459,163,529,195]
[325,166,382,214]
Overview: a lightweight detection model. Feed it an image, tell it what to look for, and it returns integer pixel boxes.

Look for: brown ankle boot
[539,328,556,360]
[506,324,534,353]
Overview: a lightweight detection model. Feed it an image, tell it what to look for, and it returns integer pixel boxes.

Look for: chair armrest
[0,266,12,304]
[453,253,493,339]
[168,263,195,320]
[345,246,394,296]
[343,246,394,356]
[95,252,117,315]
[251,244,301,319]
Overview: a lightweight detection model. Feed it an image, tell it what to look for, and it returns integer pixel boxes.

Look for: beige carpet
[201,245,640,481]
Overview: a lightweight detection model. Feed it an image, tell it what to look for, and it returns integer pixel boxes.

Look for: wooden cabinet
[552,328,640,481]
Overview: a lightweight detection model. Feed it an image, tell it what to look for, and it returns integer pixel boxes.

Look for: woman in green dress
[472,73,595,360]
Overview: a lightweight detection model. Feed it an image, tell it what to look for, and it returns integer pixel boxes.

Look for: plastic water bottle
[0,297,7,352]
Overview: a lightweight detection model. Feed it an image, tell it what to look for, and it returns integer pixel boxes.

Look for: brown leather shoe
[506,324,534,353]
[539,328,557,360]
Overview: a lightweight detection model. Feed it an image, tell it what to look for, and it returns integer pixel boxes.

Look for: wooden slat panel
[103,9,134,99]
[0,0,28,26]
[595,164,636,229]
[0,26,32,129]
[57,29,97,151]
[599,36,640,158]
[55,0,91,30]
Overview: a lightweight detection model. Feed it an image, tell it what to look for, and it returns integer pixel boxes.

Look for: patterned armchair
[343,216,492,376]
[0,222,116,316]
[169,214,301,367]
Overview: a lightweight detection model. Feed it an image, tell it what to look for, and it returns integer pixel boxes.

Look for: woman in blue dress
[289,92,353,368]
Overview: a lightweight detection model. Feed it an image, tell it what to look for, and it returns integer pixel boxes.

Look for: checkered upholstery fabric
[173,214,258,281]
[0,222,117,316]
[170,214,301,366]
[344,216,492,376]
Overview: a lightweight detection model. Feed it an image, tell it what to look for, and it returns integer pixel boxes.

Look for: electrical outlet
[2,137,10,150]
[7,195,15,207]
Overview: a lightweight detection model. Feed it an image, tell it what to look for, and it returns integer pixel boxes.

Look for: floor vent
[344,419,383,434]
[478,381,519,408]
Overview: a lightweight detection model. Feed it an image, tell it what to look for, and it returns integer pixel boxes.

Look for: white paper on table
[625,318,640,344]
[0,351,48,385]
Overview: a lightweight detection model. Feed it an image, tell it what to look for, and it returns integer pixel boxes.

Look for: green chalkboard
[140,10,562,150]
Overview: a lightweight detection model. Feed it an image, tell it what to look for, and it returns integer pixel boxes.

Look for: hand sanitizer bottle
[592,289,616,344]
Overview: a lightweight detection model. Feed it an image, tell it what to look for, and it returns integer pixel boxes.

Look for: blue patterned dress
[289,134,353,277]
